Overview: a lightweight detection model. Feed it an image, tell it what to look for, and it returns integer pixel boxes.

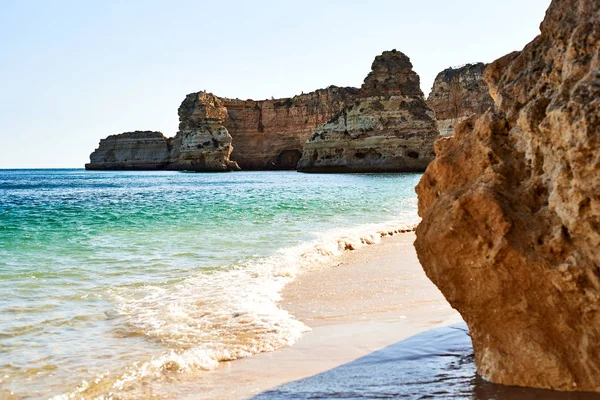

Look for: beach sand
[172,232,461,399]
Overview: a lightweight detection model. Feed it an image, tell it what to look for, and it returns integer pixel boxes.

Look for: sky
[0,0,552,168]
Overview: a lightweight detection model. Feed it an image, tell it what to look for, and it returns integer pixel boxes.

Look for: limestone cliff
[415,0,600,392]
[168,92,240,172]
[85,131,170,170]
[86,93,239,172]
[297,50,440,172]
[427,63,494,136]
[220,86,360,170]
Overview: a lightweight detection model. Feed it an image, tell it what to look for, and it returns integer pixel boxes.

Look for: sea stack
[297,50,440,172]
[426,63,494,136]
[167,92,240,172]
[85,92,240,172]
[415,0,600,392]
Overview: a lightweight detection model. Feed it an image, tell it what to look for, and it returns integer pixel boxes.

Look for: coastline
[167,232,461,399]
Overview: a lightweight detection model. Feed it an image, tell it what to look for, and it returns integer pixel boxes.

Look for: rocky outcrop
[297,50,440,172]
[427,63,494,136]
[86,93,239,172]
[220,87,360,170]
[85,131,170,170]
[360,51,422,97]
[168,92,240,171]
[86,88,357,171]
[415,0,600,392]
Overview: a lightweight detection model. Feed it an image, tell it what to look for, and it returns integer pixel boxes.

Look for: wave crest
[53,218,418,399]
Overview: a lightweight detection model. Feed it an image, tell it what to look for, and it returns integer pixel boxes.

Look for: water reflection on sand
[254,324,598,400]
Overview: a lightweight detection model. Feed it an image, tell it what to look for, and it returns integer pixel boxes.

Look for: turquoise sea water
[0,169,421,399]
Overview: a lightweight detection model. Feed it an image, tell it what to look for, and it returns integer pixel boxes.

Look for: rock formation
[86,88,357,171]
[297,50,440,172]
[86,55,494,172]
[86,93,239,172]
[360,51,422,98]
[219,87,360,170]
[168,92,240,172]
[85,131,170,170]
[427,63,494,136]
[415,0,600,392]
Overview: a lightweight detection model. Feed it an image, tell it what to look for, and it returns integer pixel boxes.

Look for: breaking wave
[52,219,418,399]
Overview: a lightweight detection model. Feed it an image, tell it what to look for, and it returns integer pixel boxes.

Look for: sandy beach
[165,232,461,399]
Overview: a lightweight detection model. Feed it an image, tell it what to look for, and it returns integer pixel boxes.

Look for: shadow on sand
[252,323,597,399]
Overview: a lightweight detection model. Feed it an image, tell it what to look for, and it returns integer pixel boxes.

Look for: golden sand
[171,233,461,399]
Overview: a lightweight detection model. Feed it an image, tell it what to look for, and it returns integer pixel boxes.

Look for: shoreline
[167,232,461,399]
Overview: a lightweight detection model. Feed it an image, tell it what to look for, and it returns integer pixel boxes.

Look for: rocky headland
[415,0,599,392]
[86,87,358,171]
[86,93,239,171]
[426,63,494,136]
[86,51,451,172]
[297,50,440,172]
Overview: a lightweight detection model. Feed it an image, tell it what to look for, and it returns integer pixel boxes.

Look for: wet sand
[167,232,461,399]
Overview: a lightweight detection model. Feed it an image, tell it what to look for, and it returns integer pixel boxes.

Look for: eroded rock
[297,50,440,172]
[168,92,240,171]
[427,63,494,136]
[360,50,423,97]
[86,93,239,172]
[85,131,170,170]
[220,87,359,170]
[415,0,600,391]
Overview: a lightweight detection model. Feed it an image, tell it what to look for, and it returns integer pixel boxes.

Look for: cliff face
[85,131,170,170]
[168,92,240,172]
[220,86,360,170]
[86,56,491,172]
[86,87,356,171]
[427,63,494,136]
[86,93,239,172]
[415,0,600,392]
[297,50,440,172]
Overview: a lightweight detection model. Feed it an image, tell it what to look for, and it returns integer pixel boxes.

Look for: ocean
[0,169,421,399]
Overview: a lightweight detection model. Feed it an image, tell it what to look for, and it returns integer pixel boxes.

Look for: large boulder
[297,50,440,172]
[415,0,600,391]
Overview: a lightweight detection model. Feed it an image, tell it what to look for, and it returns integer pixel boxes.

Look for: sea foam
[53,218,418,399]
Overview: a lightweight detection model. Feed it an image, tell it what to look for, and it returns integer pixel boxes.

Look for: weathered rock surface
[86,93,239,172]
[220,87,360,170]
[85,131,170,170]
[168,92,240,171]
[415,0,600,392]
[297,50,440,172]
[427,63,494,136]
[360,51,423,98]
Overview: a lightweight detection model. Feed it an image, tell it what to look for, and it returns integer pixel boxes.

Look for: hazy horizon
[0,0,551,168]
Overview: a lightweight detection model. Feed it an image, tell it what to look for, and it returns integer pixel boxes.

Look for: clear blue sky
[0,0,551,168]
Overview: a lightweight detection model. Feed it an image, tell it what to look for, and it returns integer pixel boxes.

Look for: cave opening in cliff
[273,149,302,170]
